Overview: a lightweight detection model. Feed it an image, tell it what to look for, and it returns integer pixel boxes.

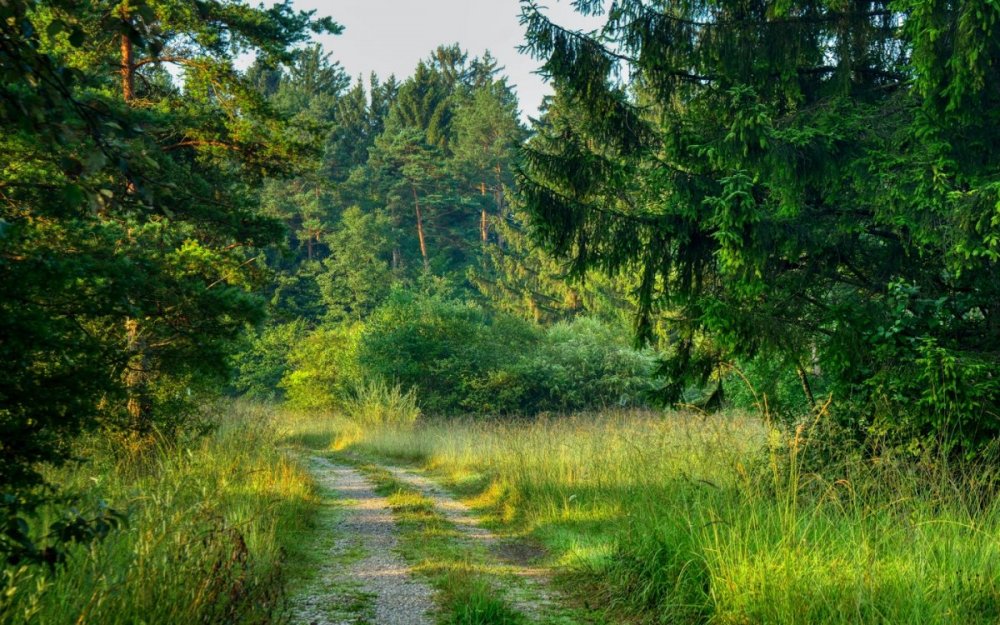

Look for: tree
[452,79,523,243]
[318,206,395,321]
[1,0,337,562]
[519,1,1000,450]
[366,126,456,273]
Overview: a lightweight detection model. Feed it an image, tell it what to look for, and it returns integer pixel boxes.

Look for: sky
[291,0,606,120]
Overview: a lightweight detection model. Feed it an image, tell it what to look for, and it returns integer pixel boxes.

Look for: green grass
[1,402,319,625]
[444,577,527,625]
[335,410,1000,625]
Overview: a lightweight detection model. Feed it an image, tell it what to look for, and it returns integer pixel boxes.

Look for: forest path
[381,464,577,623]
[290,456,435,625]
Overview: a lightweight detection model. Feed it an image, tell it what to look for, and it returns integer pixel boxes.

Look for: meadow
[332,409,1000,625]
[6,403,1000,624]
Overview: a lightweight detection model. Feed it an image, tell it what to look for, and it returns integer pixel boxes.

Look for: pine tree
[452,79,523,243]
[0,0,337,497]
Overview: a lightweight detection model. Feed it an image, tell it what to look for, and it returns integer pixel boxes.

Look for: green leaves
[0,0,337,558]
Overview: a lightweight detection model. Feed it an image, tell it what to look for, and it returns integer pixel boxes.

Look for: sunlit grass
[339,410,1000,624]
[1,402,318,625]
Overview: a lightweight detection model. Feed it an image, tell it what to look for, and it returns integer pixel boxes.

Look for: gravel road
[382,465,566,620]
[291,457,434,625]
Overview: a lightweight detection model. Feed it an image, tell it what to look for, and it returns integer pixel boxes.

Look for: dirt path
[291,456,435,625]
[382,465,570,622]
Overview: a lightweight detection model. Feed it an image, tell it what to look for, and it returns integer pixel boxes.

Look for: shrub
[230,320,309,400]
[276,291,662,417]
[527,317,658,411]
[280,324,361,410]
[355,290,538,414]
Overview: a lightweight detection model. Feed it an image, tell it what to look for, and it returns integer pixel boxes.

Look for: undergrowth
[1,402,316,625]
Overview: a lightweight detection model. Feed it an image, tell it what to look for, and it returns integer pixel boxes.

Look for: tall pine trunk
[494,165,505,247]
[120,6,134,102]
[412,185,429,271]
[479,180,488,243]
[121,5,148,430]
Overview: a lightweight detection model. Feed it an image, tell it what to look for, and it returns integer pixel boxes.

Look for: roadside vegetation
[1,404,317,624]
[328,410,1000,625]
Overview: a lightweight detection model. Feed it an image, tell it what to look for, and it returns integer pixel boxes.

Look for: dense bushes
[280,325,362,410]
[355,290,538,414]
[231,321,310,400]
[234,290,659,417]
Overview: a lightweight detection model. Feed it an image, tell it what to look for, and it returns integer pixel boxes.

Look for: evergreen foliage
[1,0,335,562]
[519,0,1000,452]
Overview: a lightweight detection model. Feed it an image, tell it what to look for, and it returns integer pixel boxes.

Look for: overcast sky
[291,0,605,120]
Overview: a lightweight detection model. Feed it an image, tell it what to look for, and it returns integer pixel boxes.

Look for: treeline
[229,42,652,416]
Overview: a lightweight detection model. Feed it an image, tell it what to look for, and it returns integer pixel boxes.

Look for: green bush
[230,320,310,400]
[725,352,816,422]
[529,317,657,411]
[268,291,661,417]
[355,290,538,414]
[352,291,657,415]
[280,324,361,410]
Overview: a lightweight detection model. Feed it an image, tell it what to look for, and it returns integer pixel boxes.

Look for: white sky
[292,0,606,120]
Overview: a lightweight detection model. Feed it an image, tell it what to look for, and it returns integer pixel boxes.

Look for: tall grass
[343,378,421,429]
[1,402,316,625]
[346,411,1000,624]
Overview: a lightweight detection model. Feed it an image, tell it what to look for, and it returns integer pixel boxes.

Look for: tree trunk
[412,186,429,271]
[494,165,505,247]
[120,7,134,102]
[124,317,150,432]
[797,365,817,409]
[121,5,149,430]
[480,181,488,243]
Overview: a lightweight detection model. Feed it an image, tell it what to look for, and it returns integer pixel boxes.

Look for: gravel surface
[383,465,566,620]
[291,457,435,625]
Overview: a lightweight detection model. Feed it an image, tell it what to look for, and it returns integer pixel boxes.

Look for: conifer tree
[519,0,1000,449]
[1,0,337,505]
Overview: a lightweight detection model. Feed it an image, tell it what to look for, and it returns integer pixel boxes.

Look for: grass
[0,402,319,625]
[333,410,1000,625]
[12,402,996,625]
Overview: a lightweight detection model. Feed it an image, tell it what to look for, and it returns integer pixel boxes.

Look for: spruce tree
[520,0,1000,449]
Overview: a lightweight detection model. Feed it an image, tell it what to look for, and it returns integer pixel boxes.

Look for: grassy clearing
[334,410,1000,625]
[1,402,318,625]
